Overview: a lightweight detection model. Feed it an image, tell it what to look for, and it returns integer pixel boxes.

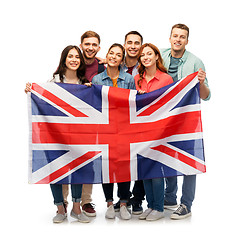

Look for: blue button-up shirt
[160,48,211,101]
[92,68,136,90]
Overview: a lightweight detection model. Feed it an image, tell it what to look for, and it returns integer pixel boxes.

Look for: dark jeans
[102,182,131,203]
[50,184,83,206]
[131,180,145,204]
[117,180,145,204]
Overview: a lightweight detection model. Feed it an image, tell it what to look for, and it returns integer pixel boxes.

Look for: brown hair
[107,43,125,62]
[170,23,189,39]
[81,30,101,44]
[137,43,167,88]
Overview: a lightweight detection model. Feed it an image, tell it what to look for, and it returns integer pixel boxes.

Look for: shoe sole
[171,212,192,220]
[105,215,115,219]
[132,211,143,215]
[120,215,131,220]
[83,210,96,217]
[164,205,178,210]
[146,216,164,221]
[53,218,66,223]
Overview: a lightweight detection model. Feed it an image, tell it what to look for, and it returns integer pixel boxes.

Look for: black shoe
[132,203,143,215]
[164,200,178,209]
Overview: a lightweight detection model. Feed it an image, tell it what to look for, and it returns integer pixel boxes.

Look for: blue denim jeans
[50,184,83,206]
[143,178,164,212]
[165,175,196,211]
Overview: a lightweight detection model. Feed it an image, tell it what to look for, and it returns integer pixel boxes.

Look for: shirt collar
[121,60,139,69]
[169,49,188,63]
[102,68,125,81]
[143,69,162,81]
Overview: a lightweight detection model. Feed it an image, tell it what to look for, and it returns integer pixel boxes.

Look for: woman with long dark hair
[25,45,90,223]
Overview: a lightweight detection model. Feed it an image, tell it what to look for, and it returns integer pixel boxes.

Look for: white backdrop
[1,0,239,239]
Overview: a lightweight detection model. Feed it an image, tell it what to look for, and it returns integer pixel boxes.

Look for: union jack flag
[28,72,206,184]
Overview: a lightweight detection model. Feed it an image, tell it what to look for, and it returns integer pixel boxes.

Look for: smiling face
[140,46,158,68]
[106,46,124,68]
[65,48,81,71]
[169,28,188,57]
[124,34,142,58]
[80,37,100,60]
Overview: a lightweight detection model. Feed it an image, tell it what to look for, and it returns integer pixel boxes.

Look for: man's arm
[198,68,210,100]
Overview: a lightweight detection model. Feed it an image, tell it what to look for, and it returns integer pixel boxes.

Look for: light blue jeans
[165,175,196,211]
[143,178,164,212]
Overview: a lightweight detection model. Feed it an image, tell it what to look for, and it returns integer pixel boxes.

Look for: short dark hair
[125,31,143,44]
[171,23,189,39]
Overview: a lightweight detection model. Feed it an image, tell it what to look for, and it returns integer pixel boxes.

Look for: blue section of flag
[57,83,103,112]
[31,94,67,116]
[32,150,69,172]
[137,154,182,179]
[169,139,205,161]
[136,82,175,112]
[172,83,200,110]
[56,156,103,184]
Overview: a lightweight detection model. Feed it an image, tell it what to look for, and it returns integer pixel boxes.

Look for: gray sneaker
[105,205,116,219]
[53,213,67,223]
[139,208,152,220]
[70,210,90,223]
[146,210,164,221]
[120,205,131,220]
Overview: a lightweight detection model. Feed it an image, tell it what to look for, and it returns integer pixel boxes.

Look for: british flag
[28,72,206,184]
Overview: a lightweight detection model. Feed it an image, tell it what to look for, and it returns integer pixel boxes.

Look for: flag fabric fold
[28,72,206,184]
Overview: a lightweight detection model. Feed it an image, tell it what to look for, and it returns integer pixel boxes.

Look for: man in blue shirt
[160,23,211,219]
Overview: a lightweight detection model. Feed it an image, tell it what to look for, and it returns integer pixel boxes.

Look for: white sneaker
[146,210,164,221]
[120,205,131,220]
[139,208,152,220]
[53,213,67,223]
[105,205,116,219]
[70,210,90,223]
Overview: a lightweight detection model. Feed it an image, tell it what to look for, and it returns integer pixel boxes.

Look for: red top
[134,69,173,92]
[85,59,102,82]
